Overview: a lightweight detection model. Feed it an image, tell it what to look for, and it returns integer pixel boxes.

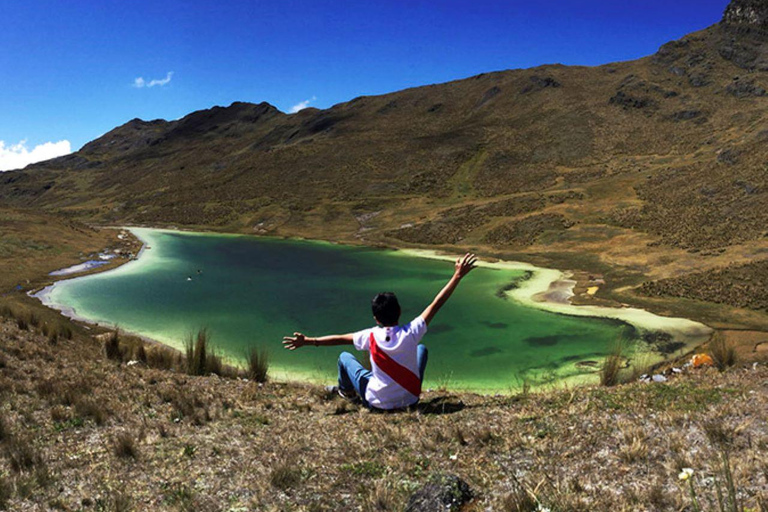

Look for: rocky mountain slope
[1,0,767,321]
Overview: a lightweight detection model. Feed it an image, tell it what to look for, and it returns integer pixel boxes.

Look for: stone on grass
[405,474,473,512]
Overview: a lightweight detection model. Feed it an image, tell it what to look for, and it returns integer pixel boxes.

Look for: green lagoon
[37,228,710,391]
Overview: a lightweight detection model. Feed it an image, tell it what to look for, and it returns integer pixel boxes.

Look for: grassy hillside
[1,312,767,511]
[0,208,138,294]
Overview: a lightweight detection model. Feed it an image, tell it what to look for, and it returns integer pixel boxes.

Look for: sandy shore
[397,248,713,347]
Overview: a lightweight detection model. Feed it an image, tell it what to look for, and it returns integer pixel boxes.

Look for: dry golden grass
[709,332,738,372]
[246,346,269,383]
[600,341,624,387]
[185,328,223,376]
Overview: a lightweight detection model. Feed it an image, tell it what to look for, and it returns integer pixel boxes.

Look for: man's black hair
[372,292,401,326]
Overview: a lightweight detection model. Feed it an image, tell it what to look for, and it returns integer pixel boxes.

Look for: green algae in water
[43,228,639,391]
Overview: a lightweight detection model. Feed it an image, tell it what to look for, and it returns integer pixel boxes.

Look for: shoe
[325,385,359,402]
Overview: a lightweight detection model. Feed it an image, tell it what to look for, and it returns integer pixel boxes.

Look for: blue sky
[1,0,727,169]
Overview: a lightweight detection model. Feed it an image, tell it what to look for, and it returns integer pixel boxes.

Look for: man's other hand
[282,332,307,350]
[454,253,477,279]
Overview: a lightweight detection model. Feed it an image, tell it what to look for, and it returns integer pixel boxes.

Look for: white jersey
[353,316,428,409]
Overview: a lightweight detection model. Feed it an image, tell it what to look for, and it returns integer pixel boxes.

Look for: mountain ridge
[2,0,767,323]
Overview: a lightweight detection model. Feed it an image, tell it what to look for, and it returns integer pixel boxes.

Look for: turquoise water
[43,228,638,391]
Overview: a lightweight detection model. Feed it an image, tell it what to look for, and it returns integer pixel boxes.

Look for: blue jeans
[338,345,428,408]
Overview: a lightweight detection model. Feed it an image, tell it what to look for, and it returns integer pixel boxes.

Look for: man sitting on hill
[282,253,477,411]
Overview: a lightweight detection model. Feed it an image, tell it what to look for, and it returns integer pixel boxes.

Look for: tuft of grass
[501,475,537,512]
[109,491,133,512]
[600,342,624,387]
[59,323,73,340]
[15,314,29,331]
[246,346,269,383]
[147,346,181,370]
[363,480,397,512]
[5,433,42,473]
[112,431,138,459]
[50,406,69,423]
[41,323,60,344]
[270,462,302,490]
[0,474,10,511]
[708,333,737,372]
[75,398,109,426]
[0,416,7,442]
[677,419,744,512]
[105,329,122,361]
[185,328,222,376]
[618,425,649,463]
[135,343,147,364]
[0,304,13,319]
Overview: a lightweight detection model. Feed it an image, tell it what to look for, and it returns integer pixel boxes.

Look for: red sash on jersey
[369,332,421,397]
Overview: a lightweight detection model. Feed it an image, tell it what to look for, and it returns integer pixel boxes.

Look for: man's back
[353,316,427,409]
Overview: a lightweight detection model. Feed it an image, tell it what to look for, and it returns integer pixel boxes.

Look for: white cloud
[289,95,317,113]
[0,139,72,172]
[133,71,173,88]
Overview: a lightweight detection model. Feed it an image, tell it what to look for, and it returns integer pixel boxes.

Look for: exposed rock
[26,153,102,172]
[405,474,473,512]
[669,66,686,76]
[688,73,710,87]
[673,110,704,122]
[718,0,768,71]
[717,148,740,164]
[609,91,656,110]
[654,38,690,65]
[726,78,767,97]
[734,179,759,194]
[718,38,767,69]
[521,75,561,94]
[476,86,501,107]
[722,0,768,29]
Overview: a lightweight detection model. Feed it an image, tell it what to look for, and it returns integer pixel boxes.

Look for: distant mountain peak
[722,0,768,28]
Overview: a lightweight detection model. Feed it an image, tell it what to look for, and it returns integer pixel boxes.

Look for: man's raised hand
[282,332,307,350]
[454,253,477,279]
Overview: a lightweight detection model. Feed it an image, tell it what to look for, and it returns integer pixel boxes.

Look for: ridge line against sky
[1,0,728,171]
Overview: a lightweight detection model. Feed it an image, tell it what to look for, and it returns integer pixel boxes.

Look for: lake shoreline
[34,226,713,391]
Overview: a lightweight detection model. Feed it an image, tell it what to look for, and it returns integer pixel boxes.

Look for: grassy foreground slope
[1,314,767,511]
[0,1,767,330]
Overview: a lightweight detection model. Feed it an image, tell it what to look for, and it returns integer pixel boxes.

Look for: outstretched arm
[282,332,354,350]
[420,253,477,326]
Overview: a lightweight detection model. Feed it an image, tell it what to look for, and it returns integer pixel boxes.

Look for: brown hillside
[1,0,767,325]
